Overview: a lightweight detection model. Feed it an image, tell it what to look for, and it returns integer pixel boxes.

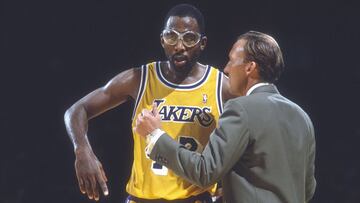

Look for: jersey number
[151,136,201,175]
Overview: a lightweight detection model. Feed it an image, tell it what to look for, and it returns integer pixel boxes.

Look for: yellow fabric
[126,61,222,200]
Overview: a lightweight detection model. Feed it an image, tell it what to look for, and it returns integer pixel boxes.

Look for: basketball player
[64,4,232,202]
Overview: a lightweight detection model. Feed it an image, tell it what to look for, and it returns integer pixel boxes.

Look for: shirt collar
[246,82,271,96]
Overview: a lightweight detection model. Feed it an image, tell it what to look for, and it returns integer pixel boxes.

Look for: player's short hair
[238,31,285,83]
[164,4,205,34]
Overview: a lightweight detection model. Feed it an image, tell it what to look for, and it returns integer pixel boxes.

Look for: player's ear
[200,36,207,51]
[160,34,165,48]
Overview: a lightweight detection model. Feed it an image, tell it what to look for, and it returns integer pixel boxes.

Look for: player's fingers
[94,189,100,201]
[84,178,93,199]
[90,176,99,201]
[77,175,86,194]
[96,172,109,196]
[100,165,108,182]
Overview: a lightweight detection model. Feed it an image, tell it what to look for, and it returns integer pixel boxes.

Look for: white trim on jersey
[216,71,224,114]
[132,65,148,119]
[155,61,212,91]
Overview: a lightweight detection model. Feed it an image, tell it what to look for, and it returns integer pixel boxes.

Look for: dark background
[2,0,359,202]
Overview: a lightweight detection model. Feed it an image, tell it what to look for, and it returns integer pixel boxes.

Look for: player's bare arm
[64,67,141,201]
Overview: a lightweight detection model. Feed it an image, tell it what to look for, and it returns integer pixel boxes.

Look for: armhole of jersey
[216,70,224,114]
[132,65,148,119]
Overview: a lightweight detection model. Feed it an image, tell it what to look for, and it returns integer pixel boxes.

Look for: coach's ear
[247,61,260,79]
[200,36,207,51]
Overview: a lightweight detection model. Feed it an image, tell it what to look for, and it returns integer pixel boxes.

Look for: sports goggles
[161,29,202,48]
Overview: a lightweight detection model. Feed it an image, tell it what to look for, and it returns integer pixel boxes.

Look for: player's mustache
[172,54,188,61]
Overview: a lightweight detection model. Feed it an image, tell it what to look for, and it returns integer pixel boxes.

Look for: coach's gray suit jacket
[150,84,316,203]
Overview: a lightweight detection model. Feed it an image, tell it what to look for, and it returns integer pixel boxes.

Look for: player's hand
[74,148,109,201]
[134,103,161,137]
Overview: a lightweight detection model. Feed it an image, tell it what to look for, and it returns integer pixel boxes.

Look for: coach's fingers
[135,116,140,129]
[135,113,150,137]
[141,109,151,118]
[134,114,140,128]
[137,111,145,124]
[152,102,158,116]
[141,109,147,116]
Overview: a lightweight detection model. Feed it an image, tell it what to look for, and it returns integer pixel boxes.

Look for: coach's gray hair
[238,31,284,83]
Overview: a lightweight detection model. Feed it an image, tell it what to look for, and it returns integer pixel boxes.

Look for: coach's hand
[75,147,109,201]
[134,103,161,138]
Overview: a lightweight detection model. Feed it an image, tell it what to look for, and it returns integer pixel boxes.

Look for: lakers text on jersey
[127,61,224,200]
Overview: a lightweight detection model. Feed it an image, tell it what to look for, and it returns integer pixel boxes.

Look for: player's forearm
[64,104,92,153]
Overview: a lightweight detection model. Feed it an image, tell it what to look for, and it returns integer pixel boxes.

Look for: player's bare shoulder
[103,67,142,100]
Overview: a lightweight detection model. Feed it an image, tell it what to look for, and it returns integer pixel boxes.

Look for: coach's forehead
[164,16,200,33]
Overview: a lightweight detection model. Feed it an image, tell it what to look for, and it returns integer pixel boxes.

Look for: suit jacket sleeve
[306,118,316,202]
[150,99,251,188]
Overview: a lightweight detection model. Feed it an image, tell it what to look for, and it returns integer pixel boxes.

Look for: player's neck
[162,61,206,84]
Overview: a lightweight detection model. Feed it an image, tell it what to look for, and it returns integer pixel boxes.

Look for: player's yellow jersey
[126,61,224,200]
